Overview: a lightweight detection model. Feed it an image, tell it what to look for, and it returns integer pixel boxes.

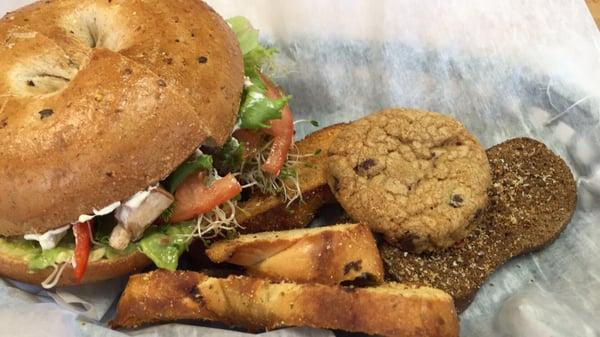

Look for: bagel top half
[0,0,244,235]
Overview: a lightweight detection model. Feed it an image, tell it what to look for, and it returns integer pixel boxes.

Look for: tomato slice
[171,172,242,223]
[260,73,295,176]
[232,128,261,161]
[73,220,93,284]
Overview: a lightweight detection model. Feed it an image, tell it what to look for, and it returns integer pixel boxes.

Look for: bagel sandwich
[0,1,305,287]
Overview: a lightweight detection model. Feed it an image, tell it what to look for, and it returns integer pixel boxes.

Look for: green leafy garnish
[228,16,277,72]
[214,137,245,173]
[165,154,213,193]
[200,238,212,248]
[227,16,262,56]
[225,228,239,240]
[239,89,289,129]
[279,167,297,179]
[93,215,117,245]
[227,16,289,130]
[138,222,196,271]
[161,202,177,223]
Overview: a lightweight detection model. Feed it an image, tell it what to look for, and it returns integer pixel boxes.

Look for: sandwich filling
[0,17,310,288]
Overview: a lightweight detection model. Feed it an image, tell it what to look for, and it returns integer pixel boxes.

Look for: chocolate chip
[0,118,7,129]
[354,158,376,175]
[39,109,54,120]
[105,171,114,178]
[164,57,173,65]
[198,56,208,64]
[158,79,167,87]
[123,68,133,75]
[343,260,362,275]
[27,80,35,87]
[450,194,464,208]
[187,285,204,305]
[340,273,378,287]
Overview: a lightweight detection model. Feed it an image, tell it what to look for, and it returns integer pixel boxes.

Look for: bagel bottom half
[0,250,151,286]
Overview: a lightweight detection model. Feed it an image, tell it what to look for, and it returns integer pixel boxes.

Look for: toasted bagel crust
[0,0,243,235]
[111,270,459,337]
[0,250,152,286]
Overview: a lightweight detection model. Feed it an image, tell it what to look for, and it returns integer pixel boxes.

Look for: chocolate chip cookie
[326,108,491,253]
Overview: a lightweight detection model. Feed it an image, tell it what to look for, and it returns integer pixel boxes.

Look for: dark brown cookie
[381,137,577,312]
[327,108,491,253]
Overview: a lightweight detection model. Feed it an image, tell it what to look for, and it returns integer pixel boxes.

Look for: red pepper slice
[171,173,242,223]
[260,73,295,177]
[73,220,93,284]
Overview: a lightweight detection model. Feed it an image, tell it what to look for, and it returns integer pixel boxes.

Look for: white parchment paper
[1,1,599,336]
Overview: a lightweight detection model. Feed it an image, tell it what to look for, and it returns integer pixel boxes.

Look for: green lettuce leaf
[227,16,261,56]
[160,202,177,224]
[138,222,196,271]
[214,137,245,173]
[227,16,289,130]
[164,154,213,194]
[228,16,277,70]
[239,84,289,129]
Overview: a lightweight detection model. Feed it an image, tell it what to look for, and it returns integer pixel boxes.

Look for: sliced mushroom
[109,187,174,250]
[109,224,132,251]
